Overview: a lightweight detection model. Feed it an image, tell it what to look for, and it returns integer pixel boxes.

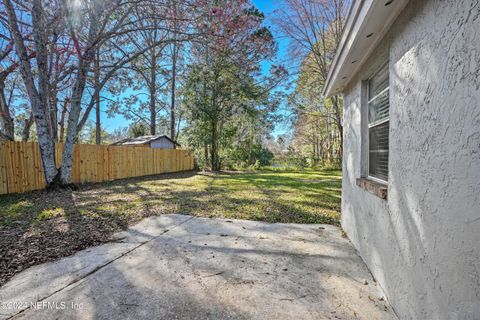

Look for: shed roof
[322,0,409,97]
[111,135,180,147]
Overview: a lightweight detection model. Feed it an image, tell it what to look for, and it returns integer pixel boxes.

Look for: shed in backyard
[111,135,180,149]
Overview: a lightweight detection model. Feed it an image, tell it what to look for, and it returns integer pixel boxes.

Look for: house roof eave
[323,0,409,98]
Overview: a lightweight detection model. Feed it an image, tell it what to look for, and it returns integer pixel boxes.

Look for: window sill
[356,178,388,200]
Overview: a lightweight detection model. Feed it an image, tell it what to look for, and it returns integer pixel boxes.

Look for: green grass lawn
[0,169,341,285]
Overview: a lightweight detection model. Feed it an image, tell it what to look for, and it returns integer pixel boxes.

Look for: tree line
[1,0,349,189]
[0,0,288,187]
[274,0,348,167]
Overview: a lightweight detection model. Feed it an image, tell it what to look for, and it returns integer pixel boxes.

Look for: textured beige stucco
[341,1,480,319]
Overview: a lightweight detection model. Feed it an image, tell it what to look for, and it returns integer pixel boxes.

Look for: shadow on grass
[0,169,342,286]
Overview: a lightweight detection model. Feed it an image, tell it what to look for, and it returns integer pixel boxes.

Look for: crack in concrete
[8,216,195,320]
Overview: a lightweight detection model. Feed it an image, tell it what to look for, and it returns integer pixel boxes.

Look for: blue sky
[100,0,294,137]
[253,0,290,62]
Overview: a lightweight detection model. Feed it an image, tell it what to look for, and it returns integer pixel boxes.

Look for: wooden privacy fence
[0,141,194,195]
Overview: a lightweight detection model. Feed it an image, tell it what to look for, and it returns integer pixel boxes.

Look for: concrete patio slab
[0,215,398,320]
[111,214,193,243]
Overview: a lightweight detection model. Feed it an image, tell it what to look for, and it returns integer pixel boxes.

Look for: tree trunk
[48,35,59,143]
[330,95,343,159]
[60,0,103,184]
[3,0,59,185]
[60,62,89,184]
[49,86,58,142]
[175,111,182,142]
[95,93,101,144]
[94,49,101,144]
[170,39,177,144]
[149,48,157,136]
[325,119,331,160]
[210,120,219,171]
[170,0,179,145]
[21,112,34,142]
[0,78,14,140]
[59,99,68,143]
[204,143,209,169]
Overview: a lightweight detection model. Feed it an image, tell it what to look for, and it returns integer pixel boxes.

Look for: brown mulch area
[0,171,196,287]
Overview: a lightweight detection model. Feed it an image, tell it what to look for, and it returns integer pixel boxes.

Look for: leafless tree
[0,42,16,141]
[3,0,61,184]
[273,0,349,157]
[2,0,184,185]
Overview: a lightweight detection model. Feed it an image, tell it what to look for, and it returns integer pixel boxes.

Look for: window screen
[368,64,389,181]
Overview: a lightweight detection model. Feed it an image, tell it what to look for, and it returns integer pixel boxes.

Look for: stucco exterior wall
[150,137,175,149]
[341,1,480,319]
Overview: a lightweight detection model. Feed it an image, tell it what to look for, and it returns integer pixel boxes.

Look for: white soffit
[323,0,409,97]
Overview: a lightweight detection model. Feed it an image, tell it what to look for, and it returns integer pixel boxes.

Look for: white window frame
[366,63,390,184]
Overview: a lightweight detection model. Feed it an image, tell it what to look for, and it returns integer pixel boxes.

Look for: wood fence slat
[34,143,43,190]
[13,142,21,193]
[24,143,33,192]
[17,142,24,192]
[5,142,13,193]
[5,142,12,193]
[23,143,30,191]
[31,142,39,190]
[0,143,8,194]
[0,142,194,195]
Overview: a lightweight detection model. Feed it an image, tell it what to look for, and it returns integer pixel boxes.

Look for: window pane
[368,88,389,123]
[369,121,389,181]
[368,64,388,99]
[368,64,389,124]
